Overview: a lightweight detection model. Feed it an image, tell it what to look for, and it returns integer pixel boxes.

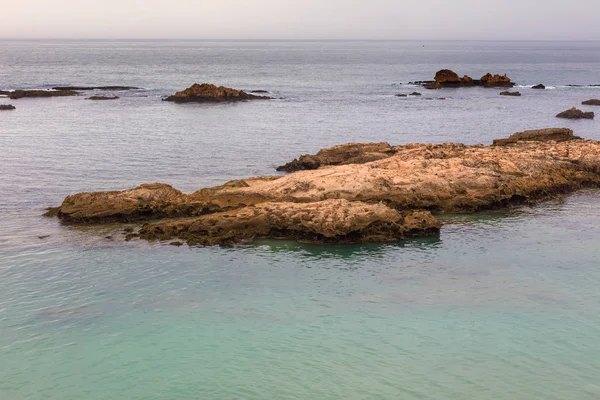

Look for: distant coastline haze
[2,0,599,40]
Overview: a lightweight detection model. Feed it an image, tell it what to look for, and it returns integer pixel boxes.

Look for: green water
[1,193,600,399]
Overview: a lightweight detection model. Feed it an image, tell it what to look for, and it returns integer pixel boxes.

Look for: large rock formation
[582,99,600,106]
[0,104,16,110]
[276,142,398,172]
[8,89,79,99]
[46,130,600,247]
[556,107,594,119]
[163,83,271,103]
[423,70,514,89]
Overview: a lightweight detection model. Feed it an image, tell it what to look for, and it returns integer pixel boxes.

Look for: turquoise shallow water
[1,41,600,399]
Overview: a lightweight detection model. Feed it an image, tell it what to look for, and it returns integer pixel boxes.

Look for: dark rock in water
[556,107,594,119]
[53,86,139,91]
[582,99,600,106]
[0,90,10,95]
[37,235,50,239]
[249,90,269,94]
[164,83,271,103]
[396,92,421,97]
[532,84,546,89]
[500,91,521,96]
[86,95,120,100]
[395,94,408,97]
[480,73,513,88]
[410,92,422,96]
[566,84,600,87]
[423,69,514,89]
[408,80,434,86]
[493,128,578,146]
[0,104,16,110]
[276,142,398,172]
[8,89,79,99]
[169,241,184,246]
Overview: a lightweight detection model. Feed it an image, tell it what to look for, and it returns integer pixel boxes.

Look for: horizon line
[1,38,599,42]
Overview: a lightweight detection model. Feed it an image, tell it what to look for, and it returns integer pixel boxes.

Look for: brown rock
[500,91,521,96]
[461,75,474,86]
[0,104,16,110]
[480,73,514,88]
[276,142,398,172]
[556,107,594,119]
[163,83,271,103]
[434,69,462,85]
[8,89,79,99]
[86,96,119,100]
[582,99,600,106]
[137,199,440,246]
[492,128,578,146]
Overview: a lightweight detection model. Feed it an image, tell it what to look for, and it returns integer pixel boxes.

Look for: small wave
[515,85,556,90]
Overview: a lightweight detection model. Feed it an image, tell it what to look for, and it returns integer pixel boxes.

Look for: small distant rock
[556,107,594,119]
[410,92,422,96]
[164,83,271,103]
[0,104,16,110]
[249,90,269,94]
[493,128,578,146]
[532,84,546,89]
[582,99,600,106]
[395,94,408,97]
[8,89,79,99]
[86,95,119,100]
[52,86,139,91]
[500,91,521,96]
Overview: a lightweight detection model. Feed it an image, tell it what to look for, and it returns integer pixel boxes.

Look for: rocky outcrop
[276,142,398,172]
[424,70,514,89]
[52,86,138,91]
[582,99,600,106]
[500,91,521,96]
[131,200,440,246]
[532,84,546,89]
[556,107,594,119]
[86,96,119,100]
[8,89,79,99]
[492,128,578,146]
[163,83,271,103]
[0,104,16,110]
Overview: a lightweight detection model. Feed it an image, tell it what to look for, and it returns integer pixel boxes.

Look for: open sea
[1,40,600,399]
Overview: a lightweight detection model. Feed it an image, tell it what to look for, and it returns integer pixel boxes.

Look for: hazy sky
[2,0,599,40]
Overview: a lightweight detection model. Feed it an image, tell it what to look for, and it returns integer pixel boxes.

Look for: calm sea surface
[1,40,600,399]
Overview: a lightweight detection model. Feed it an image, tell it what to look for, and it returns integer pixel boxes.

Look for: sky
[2,0,599,40]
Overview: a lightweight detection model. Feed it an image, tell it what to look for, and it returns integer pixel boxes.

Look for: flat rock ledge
[582,99,600,106]
[500,91,521,96]
[164,83,271,103]
[46,130,600,246]
[7,89,79,99]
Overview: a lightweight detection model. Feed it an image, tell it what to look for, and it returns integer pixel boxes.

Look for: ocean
[1,40,599,399]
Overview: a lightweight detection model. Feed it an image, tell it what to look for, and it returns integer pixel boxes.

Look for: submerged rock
[52,86,138,91]
[276,142,398,172]
[135,199,440,246]
[582,99,600,106]
[500,91,521,96]
[8,89,79,99]
[532,84,546,89]
[163,83,271,103]
[492,128,578,146]
[86,95,119,100]
[556,107,594,119]
[0,104,16,110]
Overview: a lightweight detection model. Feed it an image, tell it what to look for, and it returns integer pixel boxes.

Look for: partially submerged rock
[492,128,578,146]
[424,70,514,89]
[532,84,546,89]
[52,86,138,91]
[500,91,521,96]
[8,89,79,99]
[164,83,271,103]
[582,99,600,106]
[0,104,16,110]
[86,95,119,100]
[133,200,440,246]
[556,107,594,119]
[276,142,398,172]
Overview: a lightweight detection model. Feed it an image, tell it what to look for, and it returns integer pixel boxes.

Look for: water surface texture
[1,40,600,399]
